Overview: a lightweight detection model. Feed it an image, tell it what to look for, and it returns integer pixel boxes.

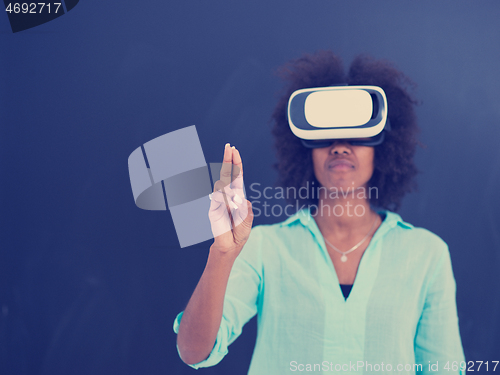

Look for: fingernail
[209,193,212,201]
[229,201,238,210]
[231,146,235,149]
[233,193,243,204]
[225,143,230,148]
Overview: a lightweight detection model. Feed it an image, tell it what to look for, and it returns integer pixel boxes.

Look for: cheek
[361,148,375,177]
[311,149,327,178]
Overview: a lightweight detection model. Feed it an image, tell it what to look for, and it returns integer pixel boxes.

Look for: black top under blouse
[339,284,353,300]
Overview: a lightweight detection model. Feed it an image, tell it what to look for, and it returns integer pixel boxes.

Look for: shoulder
[249,209,308,237]
[392,225,448,251]
[381,210,451,266]
[234,221,291,276]
[241,210,313,261]
[245,220,304,251]
[383,210,447,245]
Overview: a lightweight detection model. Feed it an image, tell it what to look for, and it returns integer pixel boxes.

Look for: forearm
[176,246,238,365]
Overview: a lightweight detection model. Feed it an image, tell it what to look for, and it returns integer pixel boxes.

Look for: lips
[328,159,355,170]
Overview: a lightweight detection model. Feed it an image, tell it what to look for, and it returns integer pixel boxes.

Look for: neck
[313,187,379,240]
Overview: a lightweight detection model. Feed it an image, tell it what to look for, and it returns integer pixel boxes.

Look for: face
[312,140,375,195]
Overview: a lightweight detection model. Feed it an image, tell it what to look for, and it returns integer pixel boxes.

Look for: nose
[330,140,352,155]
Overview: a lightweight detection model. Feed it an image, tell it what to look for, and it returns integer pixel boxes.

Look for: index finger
[231,147,243,190]
[219,143,233,187]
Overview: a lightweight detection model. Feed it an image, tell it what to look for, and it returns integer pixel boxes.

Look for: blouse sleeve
[173,226,264,369]
[414,244,466,374]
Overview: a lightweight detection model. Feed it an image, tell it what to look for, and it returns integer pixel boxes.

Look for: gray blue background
[1,1,499,374]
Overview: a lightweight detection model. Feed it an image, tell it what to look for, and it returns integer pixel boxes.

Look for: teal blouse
[174,209,466,374]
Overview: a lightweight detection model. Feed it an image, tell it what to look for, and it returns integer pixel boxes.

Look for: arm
[176,144,254,365]
[414,246,466,374]
[176,248,238,365]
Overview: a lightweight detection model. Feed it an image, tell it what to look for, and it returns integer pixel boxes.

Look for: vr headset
[287,85,390,148]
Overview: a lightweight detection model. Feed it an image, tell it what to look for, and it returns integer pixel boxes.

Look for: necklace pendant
[341,255,348,262]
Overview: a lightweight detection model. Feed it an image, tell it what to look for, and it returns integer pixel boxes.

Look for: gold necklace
[323,217,378,262]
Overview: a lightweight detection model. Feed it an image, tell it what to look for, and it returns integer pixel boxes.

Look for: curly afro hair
[271,50,420,212]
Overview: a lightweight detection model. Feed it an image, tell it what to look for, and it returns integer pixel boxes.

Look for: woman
[174,51,466,374]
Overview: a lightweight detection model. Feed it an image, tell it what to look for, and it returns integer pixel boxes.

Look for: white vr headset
[287,85,390,148]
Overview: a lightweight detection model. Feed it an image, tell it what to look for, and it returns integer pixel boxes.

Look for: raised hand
[209,143,253,254]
